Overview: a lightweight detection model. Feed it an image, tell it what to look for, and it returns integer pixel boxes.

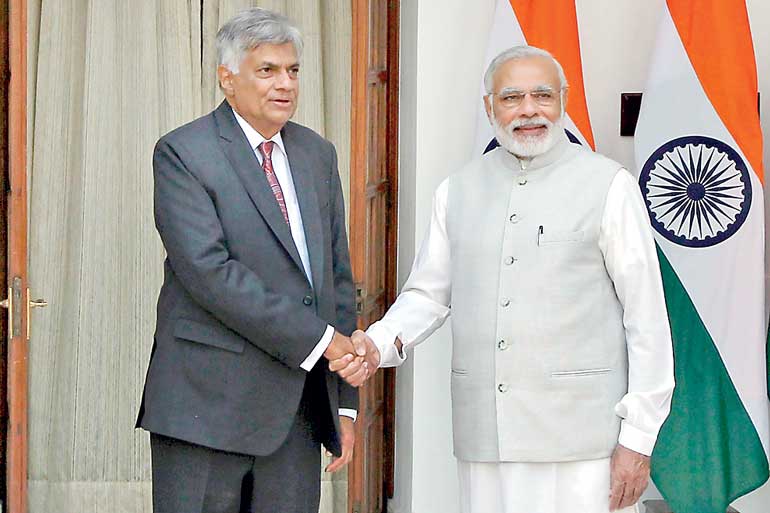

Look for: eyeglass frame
[487,85,567,109]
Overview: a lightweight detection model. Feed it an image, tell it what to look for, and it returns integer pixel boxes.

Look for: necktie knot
[258,141,275,162]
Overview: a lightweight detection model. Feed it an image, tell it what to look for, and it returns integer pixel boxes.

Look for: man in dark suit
[136,8,376,513]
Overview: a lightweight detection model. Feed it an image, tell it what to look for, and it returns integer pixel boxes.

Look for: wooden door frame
[6,0,29,512]
[349,0,400,510]
[381,0,399,500]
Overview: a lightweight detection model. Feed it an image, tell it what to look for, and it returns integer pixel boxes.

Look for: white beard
[492,115,564,158]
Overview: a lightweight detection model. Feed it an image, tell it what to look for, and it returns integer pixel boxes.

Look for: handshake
[323,329,380,387]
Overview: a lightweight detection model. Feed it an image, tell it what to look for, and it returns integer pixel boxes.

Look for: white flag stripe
[635,7,769,453]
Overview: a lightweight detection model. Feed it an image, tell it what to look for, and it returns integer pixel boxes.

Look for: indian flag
[475,0,594,153]
[634,2,770,512]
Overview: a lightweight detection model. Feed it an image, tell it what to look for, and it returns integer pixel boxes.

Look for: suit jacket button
[303,295,313,306]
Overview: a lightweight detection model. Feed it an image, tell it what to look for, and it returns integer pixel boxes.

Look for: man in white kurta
[338,46,675,513]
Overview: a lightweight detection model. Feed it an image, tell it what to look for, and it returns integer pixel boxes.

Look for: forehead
[243,42,298,65]
[493,56,559,90]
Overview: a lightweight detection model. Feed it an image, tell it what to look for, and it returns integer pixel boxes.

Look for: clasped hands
[323,330,380,387]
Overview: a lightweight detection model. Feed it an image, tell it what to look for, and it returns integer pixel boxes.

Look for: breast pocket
[538,229,585,245]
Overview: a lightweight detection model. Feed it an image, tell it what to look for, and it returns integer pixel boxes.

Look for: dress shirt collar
[232,109,287,158]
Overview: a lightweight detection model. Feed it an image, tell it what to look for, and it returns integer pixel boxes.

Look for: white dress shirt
[234,112,356,421]
[367,168,673,454]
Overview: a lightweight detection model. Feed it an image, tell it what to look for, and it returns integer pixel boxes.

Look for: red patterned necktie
[258,141,290,226]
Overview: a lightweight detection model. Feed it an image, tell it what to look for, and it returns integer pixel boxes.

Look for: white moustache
[510,117,553,130]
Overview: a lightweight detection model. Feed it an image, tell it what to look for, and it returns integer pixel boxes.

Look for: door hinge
[355,285,366,314]
[1,277,23,338]
[1,280,48,340]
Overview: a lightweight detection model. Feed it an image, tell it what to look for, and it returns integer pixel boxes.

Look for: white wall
[394,1,770,512]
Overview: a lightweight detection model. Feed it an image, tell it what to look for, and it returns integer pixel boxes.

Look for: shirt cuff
[300,325,335,371]
[339,408,358,422]
[367,322,407,367]
[617,420,658,456]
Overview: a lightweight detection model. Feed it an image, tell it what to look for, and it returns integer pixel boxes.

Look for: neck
[227,99,283,139]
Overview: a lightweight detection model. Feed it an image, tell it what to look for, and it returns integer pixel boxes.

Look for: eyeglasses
[489,87,564,109]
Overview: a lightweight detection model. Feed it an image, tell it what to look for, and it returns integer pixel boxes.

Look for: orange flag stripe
[510,0,595,149]
[667,0,764,183]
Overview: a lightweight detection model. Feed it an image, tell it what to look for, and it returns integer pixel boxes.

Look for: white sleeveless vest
[446,135,628,462]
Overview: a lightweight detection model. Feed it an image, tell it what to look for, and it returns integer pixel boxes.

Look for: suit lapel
[213,102,305,274]
[283,123,325,294]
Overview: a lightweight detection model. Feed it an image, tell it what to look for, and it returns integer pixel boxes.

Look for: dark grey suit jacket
[137,101,357,457]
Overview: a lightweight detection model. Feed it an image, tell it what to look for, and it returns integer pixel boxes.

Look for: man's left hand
[325,416,355,473]
[609,444,650,511]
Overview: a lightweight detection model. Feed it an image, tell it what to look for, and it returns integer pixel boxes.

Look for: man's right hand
[324,331,369,387]
[609,444,651,511]
[328,330,381,387]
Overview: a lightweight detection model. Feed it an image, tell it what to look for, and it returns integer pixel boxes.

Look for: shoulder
[450,148,498,181]
[283,121,334,153]
[569,144,625,178]
[156,111,217,150]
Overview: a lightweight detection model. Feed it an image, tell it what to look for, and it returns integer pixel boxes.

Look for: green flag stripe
[651,247,769,513]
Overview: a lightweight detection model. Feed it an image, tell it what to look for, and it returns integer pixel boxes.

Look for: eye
[288,67,300,78]
[501,94,523,104]
[532,92,554,102]
[256,67,273,77]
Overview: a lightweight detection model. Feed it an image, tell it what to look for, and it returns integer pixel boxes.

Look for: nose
[516,93,540,117]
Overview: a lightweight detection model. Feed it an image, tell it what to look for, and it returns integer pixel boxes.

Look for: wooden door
[4,1,37,513]
[0,1,9,509]
[348,0,399,512]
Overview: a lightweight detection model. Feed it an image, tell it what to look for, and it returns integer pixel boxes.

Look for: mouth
[513,124,548,137]
[270,99,294,108]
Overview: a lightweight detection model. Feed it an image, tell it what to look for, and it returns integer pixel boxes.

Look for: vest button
[497,383,509,393]
[500,298,510,307]
[302,295,313,306]
[509,213,519,224]
[518,178,527,186]
[497,340,508,350]
[504,256,515,265]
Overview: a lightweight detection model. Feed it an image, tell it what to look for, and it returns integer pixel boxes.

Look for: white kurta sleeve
[599,169,675,456]
[367,179,452,367]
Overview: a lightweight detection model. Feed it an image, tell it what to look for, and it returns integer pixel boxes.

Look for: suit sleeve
[153,137,328,369]
[325,144,359,411]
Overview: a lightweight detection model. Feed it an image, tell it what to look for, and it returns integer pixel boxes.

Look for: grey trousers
[150,381,326,513]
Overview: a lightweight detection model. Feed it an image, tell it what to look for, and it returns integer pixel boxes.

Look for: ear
[217,65,235,97]
[483,95,494,123]
[561,87,569,112]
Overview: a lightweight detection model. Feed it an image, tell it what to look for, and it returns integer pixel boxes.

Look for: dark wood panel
[349,0,399,511]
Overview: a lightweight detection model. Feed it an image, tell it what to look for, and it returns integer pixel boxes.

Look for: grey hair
[483,45,568,94]
[216,8,303,73]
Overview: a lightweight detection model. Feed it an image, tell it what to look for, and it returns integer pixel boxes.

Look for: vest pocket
[538,229,585,245]
[551,367,611,378]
